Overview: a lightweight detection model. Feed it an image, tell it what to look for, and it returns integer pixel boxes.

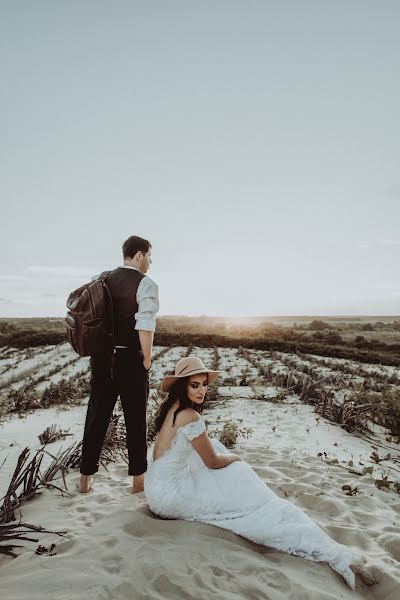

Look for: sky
[1,0,399,317]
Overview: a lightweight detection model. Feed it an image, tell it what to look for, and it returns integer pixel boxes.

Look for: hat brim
[161,370,220,393]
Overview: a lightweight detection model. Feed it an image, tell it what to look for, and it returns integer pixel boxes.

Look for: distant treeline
[0,321,65,348]
[1,317,400,366]
[154,333,400,367]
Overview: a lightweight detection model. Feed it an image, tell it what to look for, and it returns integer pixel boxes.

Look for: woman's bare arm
[175,408,241,469]
[191,432,241,468]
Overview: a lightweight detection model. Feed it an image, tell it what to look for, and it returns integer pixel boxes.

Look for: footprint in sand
[377,532,400,561]
[52,539,75,555]
[75,505,90,514]
[102,555,121,574]
[113,466,129,476]
[324,525,371,551]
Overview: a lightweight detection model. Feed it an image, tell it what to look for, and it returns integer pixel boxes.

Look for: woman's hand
[231,454,242,462]
[227,453,241,464]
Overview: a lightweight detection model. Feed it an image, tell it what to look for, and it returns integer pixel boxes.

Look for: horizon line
[1,314,400,320]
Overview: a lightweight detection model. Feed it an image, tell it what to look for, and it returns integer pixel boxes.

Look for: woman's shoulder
[175,409,206,441]
[174,408,202,428]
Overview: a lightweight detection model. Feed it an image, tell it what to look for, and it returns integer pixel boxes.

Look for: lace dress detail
[144,416,355,590]
[179,418,206,441]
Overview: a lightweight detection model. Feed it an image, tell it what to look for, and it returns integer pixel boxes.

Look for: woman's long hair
[153,375,208,434]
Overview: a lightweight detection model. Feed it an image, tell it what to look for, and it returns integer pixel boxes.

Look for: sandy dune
[1,410,399,599]
[1,345,400,598]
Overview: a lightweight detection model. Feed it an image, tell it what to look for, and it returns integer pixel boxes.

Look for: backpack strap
[99,270,111,282]
[98,270,115,346]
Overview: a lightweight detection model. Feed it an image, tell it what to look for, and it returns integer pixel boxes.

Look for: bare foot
[79,475,94,493]
[130,473,145,494]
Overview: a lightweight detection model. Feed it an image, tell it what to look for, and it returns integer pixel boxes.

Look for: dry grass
[2,316,400,365]
[146,391,164,444]
[41,374,89,408]
[210,421,253,448]
[38,424,73,445]
[0,440,83,524]
[0,415,130,557]
[101,412,129,466]
[316,388,400,435]
[0,521,67,558]
[0,386,41,418]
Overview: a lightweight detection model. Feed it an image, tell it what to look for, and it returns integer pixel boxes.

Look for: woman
[144,356,357,589]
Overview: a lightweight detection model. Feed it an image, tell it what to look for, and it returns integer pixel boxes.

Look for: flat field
[1,322,400,598]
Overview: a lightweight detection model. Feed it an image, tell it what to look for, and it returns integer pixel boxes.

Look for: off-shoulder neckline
[151,416,205,464]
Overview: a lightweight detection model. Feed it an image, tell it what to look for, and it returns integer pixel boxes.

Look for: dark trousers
[80,348,150,477]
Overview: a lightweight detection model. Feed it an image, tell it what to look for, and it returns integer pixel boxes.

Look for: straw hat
[161,356,220,392]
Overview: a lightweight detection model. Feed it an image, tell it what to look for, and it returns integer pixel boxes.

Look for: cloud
[0,297,15,304]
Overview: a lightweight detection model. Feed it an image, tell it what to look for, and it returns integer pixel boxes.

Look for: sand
[1,346,400,599]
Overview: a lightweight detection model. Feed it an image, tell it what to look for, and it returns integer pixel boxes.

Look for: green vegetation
[308,319,334,330]
[0,373,90,422]
[211,421,253,448]
[1,316,400,366]
[41,375,90,409]
[0,320,65,348]
[316,388,400,436]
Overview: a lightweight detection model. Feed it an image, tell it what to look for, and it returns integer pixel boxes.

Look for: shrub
[41,376,89,408]
[317,388,400,435]
[2,317,399,367]
[366,388,400,435]
[212,421,253,448]
[322,331,343,344]
[308,320,332,331]
[0,387,41,416]
[0,329,66,349]
[0,323,17,335]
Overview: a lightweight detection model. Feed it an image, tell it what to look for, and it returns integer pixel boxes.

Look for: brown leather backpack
[65,271,115,356]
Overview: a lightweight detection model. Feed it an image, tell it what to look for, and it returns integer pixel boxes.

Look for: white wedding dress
[144,416,355,590]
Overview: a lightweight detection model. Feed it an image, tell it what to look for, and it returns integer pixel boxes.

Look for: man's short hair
[122,236,152,259]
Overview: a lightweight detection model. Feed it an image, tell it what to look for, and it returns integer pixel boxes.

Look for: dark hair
[122,235,151,259]
[153,375,208,434]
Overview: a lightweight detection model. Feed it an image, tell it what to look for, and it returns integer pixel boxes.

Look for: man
[79,235,159,494]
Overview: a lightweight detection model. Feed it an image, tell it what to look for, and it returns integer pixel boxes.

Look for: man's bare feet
[79,475,94,493]
[130,473,145,493]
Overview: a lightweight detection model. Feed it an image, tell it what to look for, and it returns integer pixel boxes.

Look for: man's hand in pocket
[143,358,152,371]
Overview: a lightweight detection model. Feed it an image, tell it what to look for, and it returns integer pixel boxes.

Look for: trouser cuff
[80,464,99,476]
[129,467,147,476]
